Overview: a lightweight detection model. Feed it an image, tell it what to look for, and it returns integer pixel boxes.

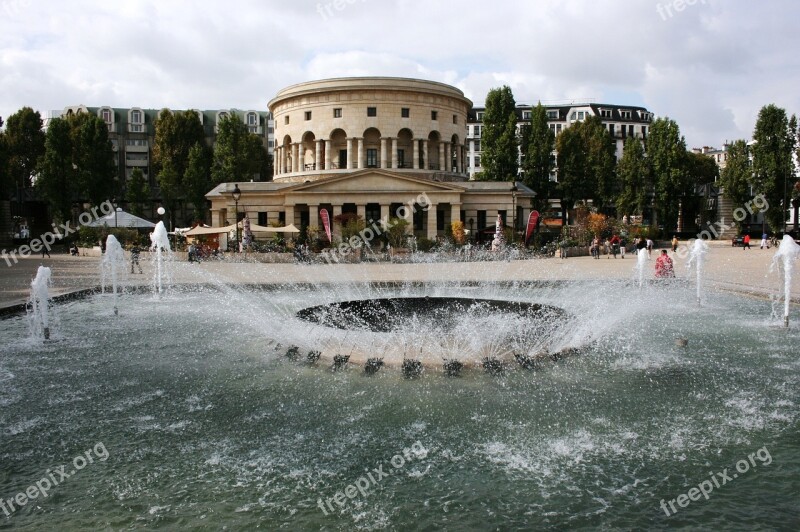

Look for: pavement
[1,242,797,312]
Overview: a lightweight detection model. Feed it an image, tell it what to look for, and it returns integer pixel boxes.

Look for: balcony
[128,123,145,133]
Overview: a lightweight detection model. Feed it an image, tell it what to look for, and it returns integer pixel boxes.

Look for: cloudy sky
[1,0,797,148]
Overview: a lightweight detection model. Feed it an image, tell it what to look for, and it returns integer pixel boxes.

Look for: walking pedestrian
[646,238,654,258]
[743,234,751,250]
[671,235,679,253]
[760,232,769,249]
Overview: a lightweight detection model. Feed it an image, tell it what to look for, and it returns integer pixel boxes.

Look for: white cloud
[0,0,798,148]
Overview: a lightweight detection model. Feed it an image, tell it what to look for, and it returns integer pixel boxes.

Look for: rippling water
[0,281,798,530]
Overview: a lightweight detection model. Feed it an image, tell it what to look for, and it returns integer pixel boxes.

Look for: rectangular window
[546,110,558,119]
[523,111,531,120]
[102,109,112,123]
[628,124,634,137]
[284,116,289,125]
[401,108,410,118]
[477,210,486,231]
[367,107,377,117]
[577,111,585,120]
[608,124,615,136]
[473,140,481,152]
[473,125,481,136]
[431,110,438,120]
[333,108,342,118]
[476,112,484,121]
[258,212,268,226]
[549,124,556,132]
[397,149,406,168]
[453,114,458,124]
[305,111,312,121]
[642,125,647,139]
[366,148,378,167]
[474,155,481,168]
[556,124,562,134]
[437,210,444,231]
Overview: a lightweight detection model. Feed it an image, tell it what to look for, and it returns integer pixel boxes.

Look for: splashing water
[636,247,648,288]
[687,238,709,305]
[770,234,800,327]
[28,265,52,340]
[102,235,126,314]
[150,221,171,295]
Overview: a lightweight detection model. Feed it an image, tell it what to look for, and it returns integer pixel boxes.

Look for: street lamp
[232,183,242,252]
[510,184,518,243]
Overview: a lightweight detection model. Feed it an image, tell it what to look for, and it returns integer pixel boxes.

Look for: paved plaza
[1,242,797,311]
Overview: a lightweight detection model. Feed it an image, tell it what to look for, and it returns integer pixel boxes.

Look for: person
[636,237,647,255]
[646,238,654,258]
[130,245,143,274]
[590,236,600,259]
[187,243,196,262]
[603,238,611,258]
[743,233,751,250]
[610,234,620,258]
[760,232,769,249]
[619,236,627,258]
[671,235,679,253]
[655,249,675,278]
[69,244,79,256]
[41,244,51,258]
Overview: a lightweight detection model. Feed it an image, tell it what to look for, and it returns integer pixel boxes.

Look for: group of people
[589,235,658,259]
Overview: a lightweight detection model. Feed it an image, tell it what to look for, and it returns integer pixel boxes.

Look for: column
[332,204,343,240]
[427,203,438,240]
[451,202,462,224]
[285,205,295,227]
[403,203,413,235]
[413,139,420,169]
[325,139,332,170]
[346,138,354,169]
[298,143,305,172]
[307,204,319,227]
[380,204,390,223]
[391,138,398,169]
[273,152,279,175]
[380,138,387,169]
[455,143,462,174]
[357,204,366,221]
[315,140,322,171]
[422,140,429,170]
[439,143,445,172]
[444,142,451,172]
[357,137,364,169]
[282,146,288,174]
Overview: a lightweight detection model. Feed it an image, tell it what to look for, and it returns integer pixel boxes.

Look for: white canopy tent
[184,222,300,237]
[87,210,156,228]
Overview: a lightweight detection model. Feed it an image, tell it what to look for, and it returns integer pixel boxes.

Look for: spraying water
[150,221,172,295]
[636,246,648,288]
[28,265,52,340]
[687,238,709,305]
[102,235,126,315]
[770,234,800,327]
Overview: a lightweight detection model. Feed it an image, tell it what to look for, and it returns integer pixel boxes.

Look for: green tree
[211,114,262,185]
[520,102,555,212]
[616,136,650,219]
[157,160,181,226]
[719,140,753,232]
[36,117,76,222]
[152,109,206,178]
[556,115,616,222]
[72,113,117,206]
[752,104,794,232]
[5,107,45,196]
[647,117,689,232]
[478,86,518,181]
[125,168,150,217]
[183,143,211,221]
[686,151,719,186]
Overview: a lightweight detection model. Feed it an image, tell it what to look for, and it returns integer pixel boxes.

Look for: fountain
[686,238,709,305]
[149,221,171,295]
[635,245,648,288]
[28,265,52,340]
[101,235,126,315]
[771,234,800,327]
[2,249,799,530]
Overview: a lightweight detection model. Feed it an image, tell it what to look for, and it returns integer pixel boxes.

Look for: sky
[1,0,798,149]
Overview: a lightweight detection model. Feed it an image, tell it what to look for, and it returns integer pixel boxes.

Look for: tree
[752,104,794,232]
[157,160,181,226]
[125,168,150,217]
[520,102,555,212]
[478,86,519,181]
[36,117,76,222]
[647,117,689,232]
[152,109,206,178]
[720,140,753,232]
[556,115,616,222]
[685,151,719,186]
[72,113,117,206]
[211,114,262,185]
[616,136,650,219]
[5,107,45,196]
[183,143,211,221]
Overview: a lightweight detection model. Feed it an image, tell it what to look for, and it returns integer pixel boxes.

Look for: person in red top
[743,234,751,250]
[655,249,675,278]
[610,234,621,258]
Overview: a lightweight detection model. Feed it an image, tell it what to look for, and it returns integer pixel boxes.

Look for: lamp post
[112,198,118,227]
[232,184,241,252]
[510,184,518,243]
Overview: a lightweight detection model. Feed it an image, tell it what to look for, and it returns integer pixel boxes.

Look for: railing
[304,163,317,171]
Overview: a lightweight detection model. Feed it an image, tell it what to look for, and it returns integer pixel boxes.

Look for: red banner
[525,210,540,244]
[320,209,332,243]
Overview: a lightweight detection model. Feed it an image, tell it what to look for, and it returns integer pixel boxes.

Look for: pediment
[289,170,465,193]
